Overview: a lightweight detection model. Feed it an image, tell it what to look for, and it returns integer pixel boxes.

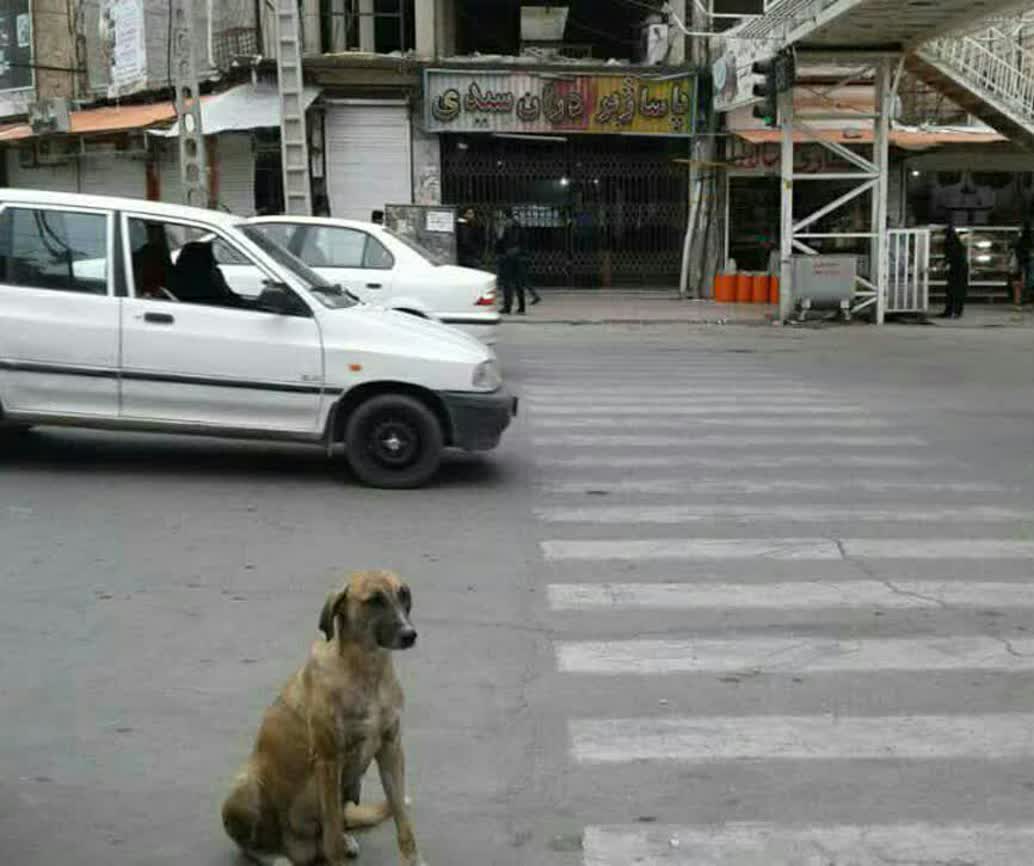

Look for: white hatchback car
[231,216,501,344]
[0,190,516,488]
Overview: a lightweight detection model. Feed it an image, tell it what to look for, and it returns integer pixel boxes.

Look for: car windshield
[383,229,447,267]
[238,223,359,308]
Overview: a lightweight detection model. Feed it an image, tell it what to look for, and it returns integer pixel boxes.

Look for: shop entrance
[442,134,689,288]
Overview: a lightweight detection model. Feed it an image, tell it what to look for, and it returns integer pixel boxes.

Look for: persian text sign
[424,69,697,136]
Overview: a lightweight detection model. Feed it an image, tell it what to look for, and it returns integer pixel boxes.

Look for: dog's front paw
[343,833,360,859]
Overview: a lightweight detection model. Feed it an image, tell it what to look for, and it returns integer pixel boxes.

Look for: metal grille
[442,135,688,287]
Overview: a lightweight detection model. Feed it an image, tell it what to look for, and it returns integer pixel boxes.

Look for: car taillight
[475,286,497,306]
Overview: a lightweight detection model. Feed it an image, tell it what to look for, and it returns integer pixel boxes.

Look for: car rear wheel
[344,395,444,489]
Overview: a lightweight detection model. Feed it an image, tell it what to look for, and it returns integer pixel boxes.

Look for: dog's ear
[319,588,348,641]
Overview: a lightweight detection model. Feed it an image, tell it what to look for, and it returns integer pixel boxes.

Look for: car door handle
[143,312,175,325]
[366,283,383,289]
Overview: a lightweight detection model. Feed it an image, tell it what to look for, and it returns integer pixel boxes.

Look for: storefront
[426,67,697,287]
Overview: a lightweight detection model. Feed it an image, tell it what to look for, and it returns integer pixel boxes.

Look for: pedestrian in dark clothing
[940,224,968,319]
[497,212,525,314]
[1011,221,1031,308]
[456,208,484,270]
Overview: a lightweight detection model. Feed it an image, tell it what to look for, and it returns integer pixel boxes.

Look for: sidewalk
[502,290,776,325]
[500,290,1034,328]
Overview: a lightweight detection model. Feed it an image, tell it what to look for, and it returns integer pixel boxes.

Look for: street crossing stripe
[548,581,1034,611]
[538,479,1005,495]
[531,416,892,430]
[535,455,933,469]
[541,538,1034,561]
[582,824,1034,866]
[529,405,866,416]
[570,714,1034,763]
[556,636,1034,675]
[531,434,926,448]
[535,504,1031,524]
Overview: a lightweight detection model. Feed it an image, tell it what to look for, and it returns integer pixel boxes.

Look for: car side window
[308,226,366,269]
[250,223,294,251]
[363,234,395,270]
[0,207,108,295]
[127,217,304,314]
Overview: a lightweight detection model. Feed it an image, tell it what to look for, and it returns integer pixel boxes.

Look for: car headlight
[472,360,502,391]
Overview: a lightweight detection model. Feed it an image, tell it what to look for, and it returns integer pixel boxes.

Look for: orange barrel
[768,275,781,305]
[751,273,770,304]
[714,273,735,302]
[735,272,753,303]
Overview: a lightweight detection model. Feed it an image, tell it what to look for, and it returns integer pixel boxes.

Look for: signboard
[101,0,147,98]
[424,69,697,137]
[713,37,776,113]
[0,0,34,93]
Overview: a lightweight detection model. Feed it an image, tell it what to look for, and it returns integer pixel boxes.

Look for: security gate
[442,135,689,287]
[886,228,931,314]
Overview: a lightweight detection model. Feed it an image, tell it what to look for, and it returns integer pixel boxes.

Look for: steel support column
[778,86,794,322]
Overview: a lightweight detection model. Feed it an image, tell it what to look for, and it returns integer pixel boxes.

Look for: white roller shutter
[6,149,78,192]
[214,133,256,216]
[325,101,412,221]
[78,153,147,200]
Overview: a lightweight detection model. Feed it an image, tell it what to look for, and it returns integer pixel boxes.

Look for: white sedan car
[227,216,501,344]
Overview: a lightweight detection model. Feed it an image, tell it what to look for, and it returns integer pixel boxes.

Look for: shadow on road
[1,428,509,489]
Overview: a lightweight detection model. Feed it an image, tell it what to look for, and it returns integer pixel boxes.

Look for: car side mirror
[257,281,298,315]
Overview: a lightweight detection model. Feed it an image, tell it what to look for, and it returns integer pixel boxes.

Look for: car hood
[328,302,493,360]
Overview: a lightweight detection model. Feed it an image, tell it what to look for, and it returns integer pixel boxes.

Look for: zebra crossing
[522,354,1034,865]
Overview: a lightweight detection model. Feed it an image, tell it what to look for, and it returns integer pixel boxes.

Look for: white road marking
[532,434,925,448]
[570,714,1034,763]
[529,405,866,416]
[556,636,1034,675]
[535,455,932,469]
[538,479,1005,495]
[527,397,857,408]
[542,538,1034,561]
[548,580,1034,611]
[583,823,1034,866]
[531,416,892,430]
[542,538,844,561]
[536,504,1031,524]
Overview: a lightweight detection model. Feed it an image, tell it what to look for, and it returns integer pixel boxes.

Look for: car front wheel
[344,395,444,489]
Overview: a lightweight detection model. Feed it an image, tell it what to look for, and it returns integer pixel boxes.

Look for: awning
[150,82,321,138]
[734,127,1006,151]
[0,102,180,142]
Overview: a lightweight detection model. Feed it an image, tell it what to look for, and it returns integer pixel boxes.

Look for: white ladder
[275,0,312,215]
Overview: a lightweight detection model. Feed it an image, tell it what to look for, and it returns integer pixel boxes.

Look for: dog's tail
[345,800,392,829]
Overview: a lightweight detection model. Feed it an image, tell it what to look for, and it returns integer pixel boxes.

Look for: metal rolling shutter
[78,153,147,200]
[214,133,256,216]
[6,149,78,192]
[325,100,412,221]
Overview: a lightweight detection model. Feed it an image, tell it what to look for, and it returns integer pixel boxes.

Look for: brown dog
[221,570,424,866]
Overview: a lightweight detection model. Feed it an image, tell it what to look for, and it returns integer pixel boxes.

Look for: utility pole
[172,0,208,207]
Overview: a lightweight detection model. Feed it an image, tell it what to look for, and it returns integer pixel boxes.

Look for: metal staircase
[911,13,1034,150]
[274,0,312,215]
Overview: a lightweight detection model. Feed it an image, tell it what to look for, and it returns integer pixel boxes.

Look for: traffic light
[751,50,796,129]
[752,59,779,128]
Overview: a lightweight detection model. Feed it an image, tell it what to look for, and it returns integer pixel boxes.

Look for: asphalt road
[3,320,1034,866]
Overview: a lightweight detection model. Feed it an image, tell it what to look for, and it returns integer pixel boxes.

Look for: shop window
[321,0,415,54]
[0,208,109,295]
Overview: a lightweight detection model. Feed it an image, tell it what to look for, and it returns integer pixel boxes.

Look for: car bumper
[440,313,502,345]
[439,388,518,452]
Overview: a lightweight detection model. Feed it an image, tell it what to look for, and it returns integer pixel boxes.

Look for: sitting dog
[222,570,423,866]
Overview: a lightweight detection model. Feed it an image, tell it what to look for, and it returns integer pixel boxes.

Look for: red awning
[0,102,181,142]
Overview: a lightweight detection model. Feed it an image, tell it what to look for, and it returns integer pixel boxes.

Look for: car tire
[344,394,444,489]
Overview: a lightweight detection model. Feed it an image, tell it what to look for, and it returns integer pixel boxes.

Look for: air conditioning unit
[29,98,72,136]
[521,6,569,42]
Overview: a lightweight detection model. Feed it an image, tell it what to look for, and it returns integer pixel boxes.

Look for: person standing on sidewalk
[497,210,526,315]
[1010,221,1031,309]
[457,208,484,270]
[940,224,968,320]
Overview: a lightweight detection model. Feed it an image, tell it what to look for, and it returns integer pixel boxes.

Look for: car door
[118,214,325,435]
[0,202,119,419]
